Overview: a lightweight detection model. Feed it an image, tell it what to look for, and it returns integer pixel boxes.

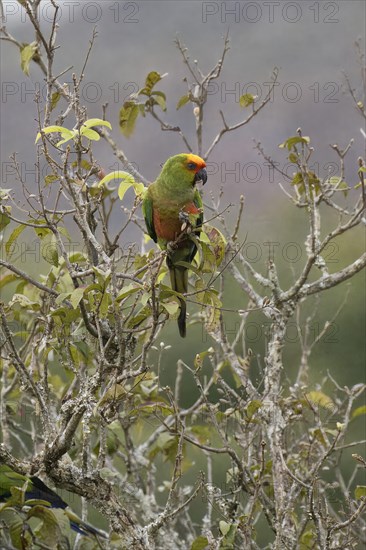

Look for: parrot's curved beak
[194,167,207,185]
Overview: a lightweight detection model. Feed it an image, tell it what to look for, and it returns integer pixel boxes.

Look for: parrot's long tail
[167,258,187,338]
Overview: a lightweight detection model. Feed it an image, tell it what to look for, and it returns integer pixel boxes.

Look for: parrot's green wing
[0,464,107,538]
[142,189,157,243]
[193,189,204,228]
[0,464,28,495]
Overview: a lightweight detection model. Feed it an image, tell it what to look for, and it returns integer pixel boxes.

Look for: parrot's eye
[187,162,197,170]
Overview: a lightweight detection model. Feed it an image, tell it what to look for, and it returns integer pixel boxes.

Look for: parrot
[0,463,107,539]
[142,153,207,337]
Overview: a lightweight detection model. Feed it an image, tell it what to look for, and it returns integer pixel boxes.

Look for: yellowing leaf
[118,179,136,201]
[139,71,165,96]
[279,136,310,150]
[151,91,167,111]
[5,224,25,256]
[0,207,11,231]
[81,118,112,130]
[119,181,145,201]
[239,93,254,108]
[35,125,74,144]
[98,384,127,407]
[352,405,366,419]
[203,224,226,266]
[50,92,61,111]
[305,391,334,411]
[20,42,37,76]
[194,349,213,369]
[0,274,19,290]
[355,486,366,499]
[116,283,143,301]
[219,521,231,536]
[161,300,180,316]
[246,400,262,420]
[119,101,140,137]
[41,233,59,267]
[190,536,208,550]
[70,287,85,309]
[98,170,134,187]
[80,128,100,141]
[177,95,190,110]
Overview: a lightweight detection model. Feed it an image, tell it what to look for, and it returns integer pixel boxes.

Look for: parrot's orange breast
[154,202,200,242]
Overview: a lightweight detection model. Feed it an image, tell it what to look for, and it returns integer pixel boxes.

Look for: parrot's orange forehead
[186,153,206,170]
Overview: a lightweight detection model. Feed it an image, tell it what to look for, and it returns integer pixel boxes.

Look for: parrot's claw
[179,210,191,232]
[178,210,190,223]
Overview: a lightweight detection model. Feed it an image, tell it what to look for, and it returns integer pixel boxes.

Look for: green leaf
[0,273,19,290]
[220,523,238,548]
[239,93,254,108]
[116,283,143,301]
[3,508,29,548]
[139,71,165,96]
[0,207,11,231]
[219,521,231,536]
[20,41,37,76]
[325,176,349,197]
[51,306,80,326]
[41,233,59,267]
[291,171,320,197]
[246,400,262,420]
[149,432,178,462]
[44,174,59,186]
[119,101,140,137]
[203,225,226,266]
[99,291,110,317]
[300,530,315,548]
[151,91,167,111]
[70,287,85,309]
[355,486,366,499]
[279,136,310,150]
[199,241,216,274]
[33,222,52,240]
[98,384,127,408]
[5,224,26,256]
[191,536,209,550]
[194,349,212,369]
[159,283,186,301]
[9,294,40,310]
[288,152,298,163]
[92,266,111,287]
[50,92,61,111]
[127,304,152,328]
[27,505,61,546]
[161,300,180,316]
[352,405,366,419]
[195,279,222,334]
[176,94,190,110]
